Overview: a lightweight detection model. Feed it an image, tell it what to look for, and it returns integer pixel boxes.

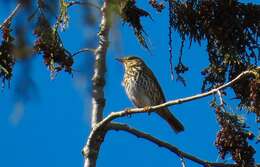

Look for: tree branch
[91,0,110,128]
[83,1,111,167]
[83,67,259,167]
[71,48,95,57]
[96,67,260,128]
[217,90,225,107]
[83,123,109,167]
[0,3,22,29]
[108,123,244,167]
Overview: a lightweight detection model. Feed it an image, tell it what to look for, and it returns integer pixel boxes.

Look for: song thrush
[116,56,184,133]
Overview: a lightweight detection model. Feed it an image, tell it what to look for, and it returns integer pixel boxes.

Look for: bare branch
[0,3,22,29]
[108,122,240,167]
[71,48,95,57]
[217,90,224,106]
[67,1,101,10]
[168,0,174,80]
[96,67,259,127]
[180,157,186,167]
[82,67,259,167]
[83,0,111,167]
[83,124,109,167]
[91,0,111,127]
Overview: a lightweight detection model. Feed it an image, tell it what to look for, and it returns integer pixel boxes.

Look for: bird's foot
[143,106,152,115]
[124,108,132,118]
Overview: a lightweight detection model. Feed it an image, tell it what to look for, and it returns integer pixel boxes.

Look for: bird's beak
[115,57,124,63]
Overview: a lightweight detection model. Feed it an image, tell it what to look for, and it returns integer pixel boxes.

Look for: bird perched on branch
[116,56,184,133]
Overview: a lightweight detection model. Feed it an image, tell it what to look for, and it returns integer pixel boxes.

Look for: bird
[116,56,184,133]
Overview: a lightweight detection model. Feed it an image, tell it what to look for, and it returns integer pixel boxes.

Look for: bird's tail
[157,108,184,133]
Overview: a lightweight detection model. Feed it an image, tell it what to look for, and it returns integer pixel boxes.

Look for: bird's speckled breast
[123,70,152,107]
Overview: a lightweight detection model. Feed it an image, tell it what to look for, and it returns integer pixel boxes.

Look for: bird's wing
[144,64,184,133]
[144,64,166,103]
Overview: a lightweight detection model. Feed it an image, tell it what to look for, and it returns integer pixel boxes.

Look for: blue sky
[0,1,259,167]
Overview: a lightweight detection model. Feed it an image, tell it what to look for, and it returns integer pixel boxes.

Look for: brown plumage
[116,56,184,133]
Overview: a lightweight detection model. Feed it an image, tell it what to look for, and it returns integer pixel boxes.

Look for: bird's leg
[143,106,152,115]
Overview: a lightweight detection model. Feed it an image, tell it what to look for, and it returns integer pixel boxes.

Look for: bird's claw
[143,106,152,115]
[125,108,132,118]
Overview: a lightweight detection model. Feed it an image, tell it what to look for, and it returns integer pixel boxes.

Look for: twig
[0,3,22,29]
[168,0,174,80]
[71,48,95,57]
[217,90,224,107]
[180,157,186,167]
[0,65,9,74]
[67,1,101,10]
[108,123,248,167]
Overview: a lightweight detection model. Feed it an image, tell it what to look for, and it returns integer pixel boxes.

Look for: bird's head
[115,56,145,69]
